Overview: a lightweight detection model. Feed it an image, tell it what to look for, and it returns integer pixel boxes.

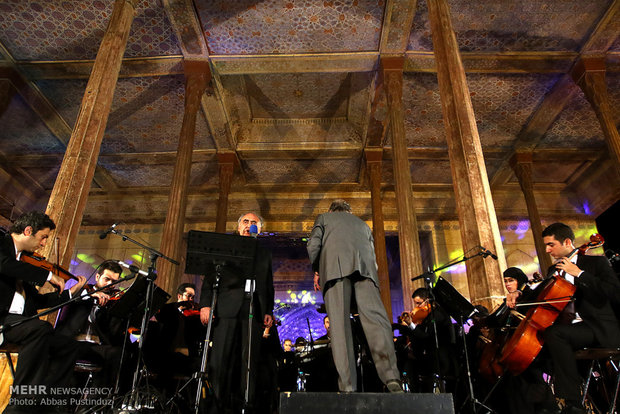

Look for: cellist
[540,223,620,414]
[485,268,556,414]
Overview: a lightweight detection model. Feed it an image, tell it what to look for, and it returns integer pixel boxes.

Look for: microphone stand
[411,249,494,413]
[105,229,179,412]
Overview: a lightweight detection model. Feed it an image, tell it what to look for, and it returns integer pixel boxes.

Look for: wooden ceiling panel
[537,90,608,149]
[530,161,588,184]
[401,72,446,148]
[246,72,350,119]
[195,0,384,55]
[409,160,453,183]
[0,89,65,155]
[241,158,362,184]
[408,0,614,53]
[0,0,181,61]
[467,73,561,149]
[20,165,61,190]
[244,120,362,145]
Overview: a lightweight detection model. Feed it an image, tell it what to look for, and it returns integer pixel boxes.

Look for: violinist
[149,283,203,396]
[540,223,620,414]
[55,260,125,389]
[0,211,87,411]
[399,287,457,392]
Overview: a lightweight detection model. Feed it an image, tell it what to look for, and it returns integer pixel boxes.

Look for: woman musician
[478,267,556,414]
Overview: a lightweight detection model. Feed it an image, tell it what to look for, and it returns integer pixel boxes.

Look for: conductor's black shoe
[386,379,404,393]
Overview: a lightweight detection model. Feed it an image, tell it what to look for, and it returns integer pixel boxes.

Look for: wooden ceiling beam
[6,51,619,82]
[16,57,184,80]
[380,0,419,54]
[162,0,209,58]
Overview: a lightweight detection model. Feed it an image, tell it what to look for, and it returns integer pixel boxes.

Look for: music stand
[432,277,493,414]
[107,275,170,326]
[432,277,476,322]
[179,230,257,414]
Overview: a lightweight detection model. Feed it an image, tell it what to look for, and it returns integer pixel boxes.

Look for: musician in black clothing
[0,212,87,412]
[399,287,458,392]
[486,267,555,414]
[540,223,620,414]
[55,260,125,389]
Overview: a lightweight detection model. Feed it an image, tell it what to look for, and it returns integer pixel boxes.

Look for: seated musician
[55,260,125,389]
[0,211,87,410]
[540,223,620,414]
[399,287,458,392]
[316,315,330,341]
[486,267,555,414]
[148,283,203,395]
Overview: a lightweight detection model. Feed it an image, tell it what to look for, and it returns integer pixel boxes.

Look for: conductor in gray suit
[307,199,402,392]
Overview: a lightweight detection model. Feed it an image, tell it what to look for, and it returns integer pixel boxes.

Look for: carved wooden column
[572,57,620,177]
[215,152,235,233]
[365,148,392,319]
[157,60,211,296]
[510,152,551,273]
[44,0,137,266]
[381,57,423,311]
[427,0,505,310]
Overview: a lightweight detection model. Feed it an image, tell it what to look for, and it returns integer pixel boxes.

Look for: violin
[411,300,431,325]
[20,251,81,283]
[178,301,200,317]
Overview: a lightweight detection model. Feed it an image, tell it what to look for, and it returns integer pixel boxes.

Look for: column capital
[217,151,237,165]
[380,56,405,72]
[571,56,606,84]
[364,147,384,163]
[509,150,533,169]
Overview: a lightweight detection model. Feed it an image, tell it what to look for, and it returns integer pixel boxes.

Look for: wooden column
[157,60,211,296]
[381,57,423,311]
[215,152,235,233]
[44,0,137,266]
[572,57,620,177]
[510,152,551,273]
[365,148,392,320]
[427,0,505,310]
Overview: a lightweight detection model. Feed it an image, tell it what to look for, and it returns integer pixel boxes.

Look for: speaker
[279,392,455,414]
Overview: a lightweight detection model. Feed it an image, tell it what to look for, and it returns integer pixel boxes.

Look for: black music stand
[433,276,493,414]
[177,230,257,414]
[107,275,170,326]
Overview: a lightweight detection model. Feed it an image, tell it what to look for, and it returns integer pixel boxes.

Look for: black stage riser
[279,392,455,414]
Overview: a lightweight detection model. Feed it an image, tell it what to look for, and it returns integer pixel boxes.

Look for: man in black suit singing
[199,212,274,413]
[541,223,620,414]
[307,199,402,393]
[0,211,87,412]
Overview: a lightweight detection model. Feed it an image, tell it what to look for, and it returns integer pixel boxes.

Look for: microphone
[116,260,149,277]
[99,223,119,240]
[606,250,620,264]
[480,246,498,260]
[249,224,258,238]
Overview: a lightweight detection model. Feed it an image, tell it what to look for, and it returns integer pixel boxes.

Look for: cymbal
[312,338,330,345]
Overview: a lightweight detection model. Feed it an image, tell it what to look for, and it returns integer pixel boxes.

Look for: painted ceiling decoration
[0,0,618,228]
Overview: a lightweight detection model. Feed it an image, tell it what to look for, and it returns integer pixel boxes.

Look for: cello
[498,234,605,376]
